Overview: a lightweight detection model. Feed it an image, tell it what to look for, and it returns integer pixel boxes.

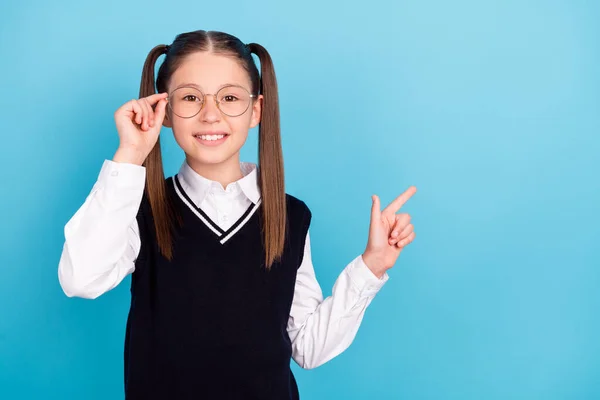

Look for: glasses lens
[170,87,203,118]
[216,85,252,116]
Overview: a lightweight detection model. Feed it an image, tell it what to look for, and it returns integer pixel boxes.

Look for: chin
[177,135,245,167]
[185,149,238,167]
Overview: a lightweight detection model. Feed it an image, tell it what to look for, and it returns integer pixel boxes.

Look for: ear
[162,108,172,128]
[249,94,263,129]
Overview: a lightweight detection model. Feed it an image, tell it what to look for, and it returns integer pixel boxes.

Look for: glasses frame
[166,84,258,118]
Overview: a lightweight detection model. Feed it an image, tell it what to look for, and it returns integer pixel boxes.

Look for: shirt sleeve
[58,160,145,299]
[287,230,389,369]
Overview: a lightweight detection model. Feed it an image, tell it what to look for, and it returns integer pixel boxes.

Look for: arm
[58,160,145,299]
[287,231,389,369]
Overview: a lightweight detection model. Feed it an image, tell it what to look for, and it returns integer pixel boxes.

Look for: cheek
[170,119,197,150]
[171,119,190,138]
[227,115,253,137]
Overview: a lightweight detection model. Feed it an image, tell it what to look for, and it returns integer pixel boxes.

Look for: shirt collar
[177,160,261,207]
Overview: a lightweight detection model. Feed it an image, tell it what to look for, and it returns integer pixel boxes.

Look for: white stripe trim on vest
[220,199,262,245]
[173,177,223,237]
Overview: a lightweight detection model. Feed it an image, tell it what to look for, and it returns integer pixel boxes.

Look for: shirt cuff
[97,160,146,190]
[345,254,389,297]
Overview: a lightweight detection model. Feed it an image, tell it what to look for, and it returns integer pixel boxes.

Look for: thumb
[370,195,381,222]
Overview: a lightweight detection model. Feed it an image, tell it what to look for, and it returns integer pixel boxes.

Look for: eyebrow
[173,82,248,91]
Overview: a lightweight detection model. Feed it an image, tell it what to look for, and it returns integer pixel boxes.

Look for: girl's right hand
[113,92,169,165]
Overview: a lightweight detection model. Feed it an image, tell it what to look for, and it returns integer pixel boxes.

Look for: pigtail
[247,43,286,269]
[139,44,177,261]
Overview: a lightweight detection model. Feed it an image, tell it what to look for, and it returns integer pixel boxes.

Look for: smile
[193,132,230,147]
[194,134,227,141]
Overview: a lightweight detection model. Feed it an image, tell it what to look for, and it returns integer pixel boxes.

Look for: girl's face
[163,51,262,171]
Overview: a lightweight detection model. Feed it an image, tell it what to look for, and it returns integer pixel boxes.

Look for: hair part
[138,30,286,269]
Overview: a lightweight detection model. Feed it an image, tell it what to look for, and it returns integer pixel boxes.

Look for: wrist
[361,251,387,279]
[113,146,147,166]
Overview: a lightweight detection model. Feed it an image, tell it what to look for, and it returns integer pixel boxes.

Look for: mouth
[193,132,230,146]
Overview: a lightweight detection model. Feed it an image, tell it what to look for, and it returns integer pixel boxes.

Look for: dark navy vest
[123,175,311,399]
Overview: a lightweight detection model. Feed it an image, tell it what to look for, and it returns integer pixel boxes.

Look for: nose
[198,94,220,123]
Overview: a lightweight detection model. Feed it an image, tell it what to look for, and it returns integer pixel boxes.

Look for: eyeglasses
[167,85,257,118]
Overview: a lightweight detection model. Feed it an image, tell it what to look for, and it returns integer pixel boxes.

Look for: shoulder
[138,176,178,218]
[285,193,312,225]
[164,175,179,199]
[285,193,310,212]
[165,175,175,188]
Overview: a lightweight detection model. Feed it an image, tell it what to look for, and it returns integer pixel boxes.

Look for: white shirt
[58,159,389,370]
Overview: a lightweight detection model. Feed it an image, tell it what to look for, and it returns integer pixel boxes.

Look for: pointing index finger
[384,186,417,214]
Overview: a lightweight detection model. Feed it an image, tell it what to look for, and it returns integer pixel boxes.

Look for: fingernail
[392,231,398,237]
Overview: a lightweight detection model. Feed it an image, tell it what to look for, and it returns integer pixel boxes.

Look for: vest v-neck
[173,175,262,245]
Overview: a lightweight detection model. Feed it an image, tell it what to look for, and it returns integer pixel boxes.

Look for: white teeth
[197,134,225,141]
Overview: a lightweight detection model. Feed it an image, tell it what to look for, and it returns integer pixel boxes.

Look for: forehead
[169,52,251,92]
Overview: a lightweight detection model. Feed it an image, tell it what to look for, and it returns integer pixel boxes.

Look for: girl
[58,30,416,399]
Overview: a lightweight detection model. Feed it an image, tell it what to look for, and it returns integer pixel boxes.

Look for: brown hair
[138,30,286,269]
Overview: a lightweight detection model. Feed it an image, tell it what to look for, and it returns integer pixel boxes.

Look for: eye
[183,95,201,102]
[221,95,239,102]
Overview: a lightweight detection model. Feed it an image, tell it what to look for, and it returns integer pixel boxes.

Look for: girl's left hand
[362,186,417,278]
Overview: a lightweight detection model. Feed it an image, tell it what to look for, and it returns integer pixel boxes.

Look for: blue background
[1,0,599,398]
